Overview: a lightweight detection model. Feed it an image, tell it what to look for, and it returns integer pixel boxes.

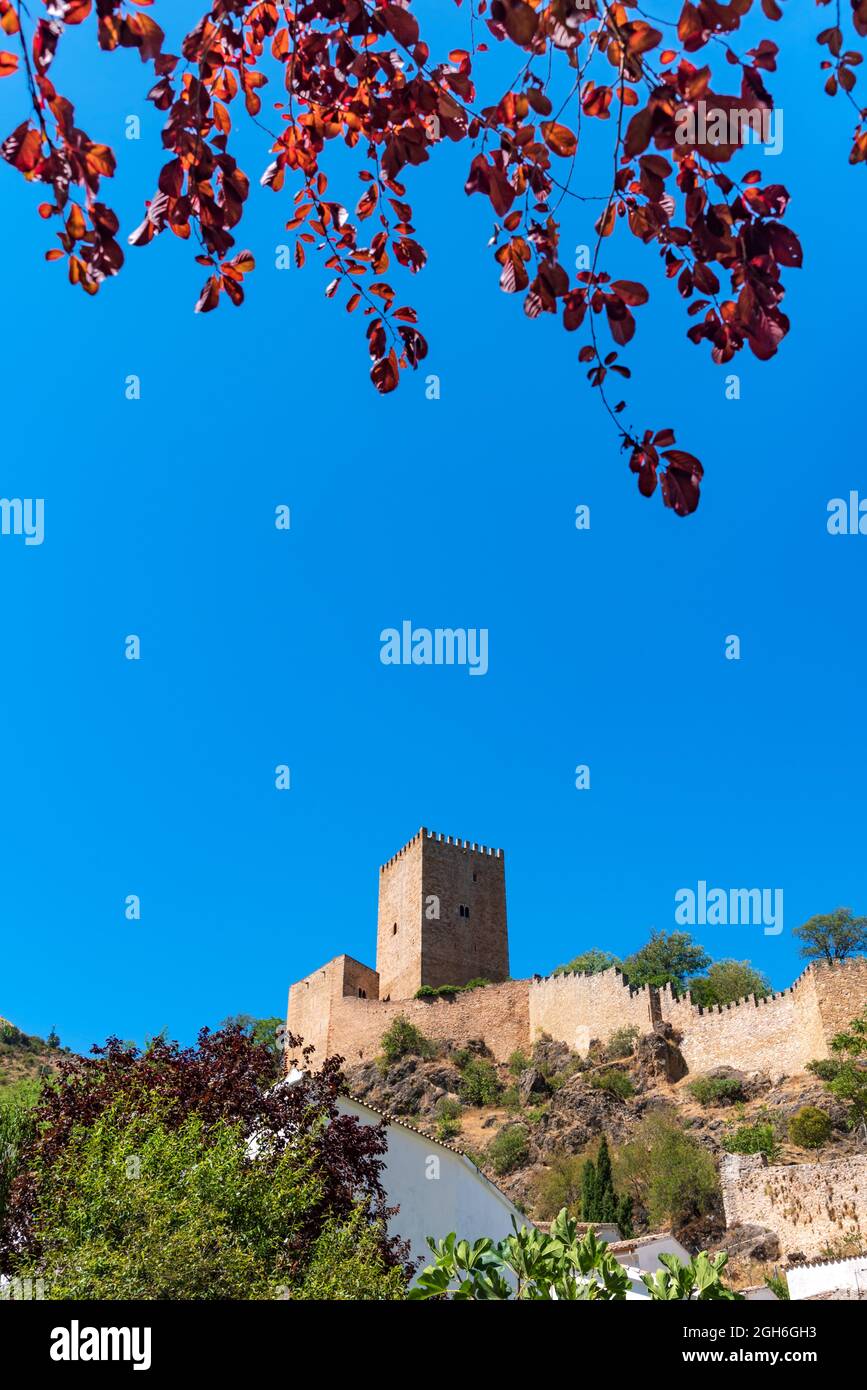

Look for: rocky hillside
[343,1020,862,1289]
[0,1017,65,1095]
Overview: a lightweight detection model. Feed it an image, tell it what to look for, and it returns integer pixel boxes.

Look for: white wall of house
[613,1235,692,1274]
[787,1255,867,1300]
[337,1097,528,1273]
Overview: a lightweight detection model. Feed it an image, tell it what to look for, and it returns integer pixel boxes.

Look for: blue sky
[1,4,865,1054]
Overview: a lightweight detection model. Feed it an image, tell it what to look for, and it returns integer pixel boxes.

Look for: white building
[337,1095,527,1272]
[786,1253,867,1300]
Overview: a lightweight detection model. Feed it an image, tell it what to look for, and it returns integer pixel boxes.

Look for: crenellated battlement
[380,827,504,871]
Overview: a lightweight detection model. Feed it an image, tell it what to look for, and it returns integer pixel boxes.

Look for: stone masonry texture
[721,1152,867,1260]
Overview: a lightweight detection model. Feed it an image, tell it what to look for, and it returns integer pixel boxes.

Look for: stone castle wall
[721,1152,867,1260]
[529,968,657,1052]
[315,979,531,1066]
[288,956,867,1078]
[658,971,827,1076]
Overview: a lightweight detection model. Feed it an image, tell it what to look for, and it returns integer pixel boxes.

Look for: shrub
[687,1075,745,1107]
[379,1016,435,1066]
[458,1058,502,1107]
[722,1122,779,1160]
[788,1106,832,1150]
[807,1058,840,1082]
[414,979,490,999]
[434,1098,462,1142]
[534,1153,587,1220]
[502,1085,521,1113]
[590,1069,634,1099]
[508,1049,531,1076]
[487,1124,529,1176]
[606,1027,639,1060]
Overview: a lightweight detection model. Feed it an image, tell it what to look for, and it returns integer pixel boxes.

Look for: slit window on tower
[392,923,398,935]
[459,904,470,919]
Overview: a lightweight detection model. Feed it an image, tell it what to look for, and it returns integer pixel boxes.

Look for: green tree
[14,1098,404,1300]
[533,1153,587,1221]
[793,908,867,965]
[687,959,771,1008]
[615,1112,719,1230]
[808,1009,867,1131]
[580,1158,598,1221]
[622,931,711,991]
[578,1138,630,1230]
[409,1209,741,1301]
[553,949,621,977]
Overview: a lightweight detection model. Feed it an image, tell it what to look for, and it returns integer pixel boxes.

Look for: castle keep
[286,827,867,1074]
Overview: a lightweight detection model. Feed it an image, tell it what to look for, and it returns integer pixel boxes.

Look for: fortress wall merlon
[529,966,657,1053]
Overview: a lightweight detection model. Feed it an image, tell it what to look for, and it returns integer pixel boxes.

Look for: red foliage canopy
[1,0,859,513]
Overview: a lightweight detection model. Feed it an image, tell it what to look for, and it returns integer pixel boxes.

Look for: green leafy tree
[615,1113,719,1230]
[622,931,711,991]
[553,949,621,978]
[793,908,867,965]
[580,1158,598,1220]
[13,1099,403,1300]
[1,1026,410,1291]
[687,960,771,1008]
[808,1010,867,1131]
[533,1154,587,1221]
[409,1209,741,1301]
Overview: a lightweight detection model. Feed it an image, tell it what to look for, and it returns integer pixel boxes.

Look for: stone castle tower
[375,829,509,1000]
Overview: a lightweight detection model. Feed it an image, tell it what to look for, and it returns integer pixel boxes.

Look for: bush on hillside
[590,1069,634,1099]
[687,1075,745,1107]
[379,1016,435,1066]
[487,1124,529,1176]
[722,1122,779,1161]
[458,1058,502,1107]
[605,1027,639,1060]
[788,1106,832,1150]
